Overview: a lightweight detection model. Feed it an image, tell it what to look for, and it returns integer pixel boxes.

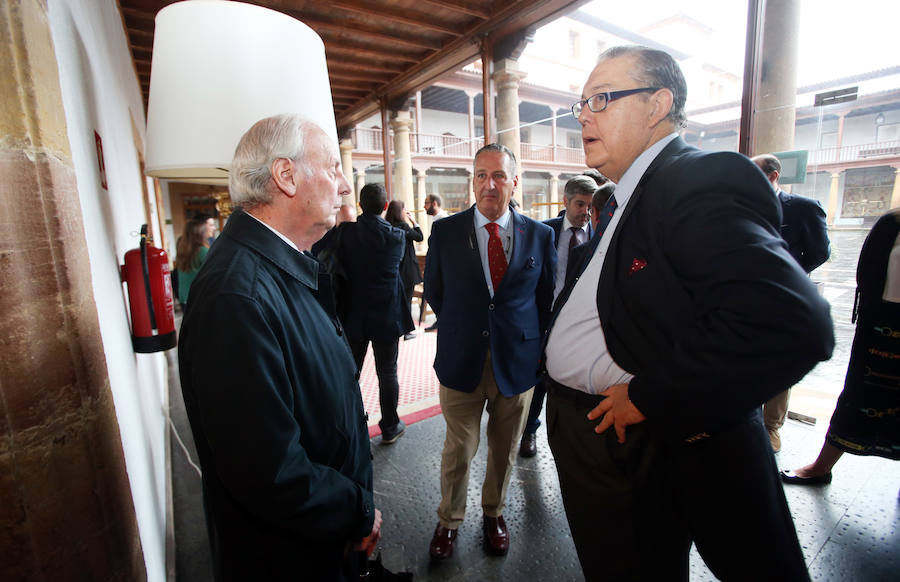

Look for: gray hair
[229,114,317,208]
[599,46,688,128]
[563,175,599,202]
[474,143,517,178]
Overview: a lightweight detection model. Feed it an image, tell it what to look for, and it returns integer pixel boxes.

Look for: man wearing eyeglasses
[543,46,833,581]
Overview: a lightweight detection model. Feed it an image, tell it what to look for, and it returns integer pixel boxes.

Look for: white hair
[229,114,318,208]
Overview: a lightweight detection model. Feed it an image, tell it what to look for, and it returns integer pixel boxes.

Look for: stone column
[826,172,841,225]
[551,108,558,162]
[390,110,415,210]
[339,138,355,207]
[891,168,900,210]
[356,172,366,207]
[0,2,144,580]
[549,173,560,222]
[493,58,527,186]
[416,171,431,246]
[753,0,800,155]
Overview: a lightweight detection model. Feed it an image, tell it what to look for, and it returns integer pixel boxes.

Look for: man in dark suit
[337,183,414,444]
[544,46,833,581]
[519,175,595,458]
[424,143,555,559]
[563,178,616,287]
[753,153,832,452]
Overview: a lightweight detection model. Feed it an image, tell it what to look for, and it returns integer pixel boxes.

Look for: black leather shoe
[424,323,438,332]
[780,469,832,485]
[429,523,457,559]
[519,432,537,458]
[380,420,406,444]
[482,515,509,556]
[403,332,416,341]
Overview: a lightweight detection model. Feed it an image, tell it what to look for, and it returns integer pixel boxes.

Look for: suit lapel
[494,209,526,298]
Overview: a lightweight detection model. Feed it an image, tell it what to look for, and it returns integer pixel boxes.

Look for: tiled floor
[169,228,900,581]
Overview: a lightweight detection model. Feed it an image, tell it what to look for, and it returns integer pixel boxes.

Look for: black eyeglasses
[571,87,662,118]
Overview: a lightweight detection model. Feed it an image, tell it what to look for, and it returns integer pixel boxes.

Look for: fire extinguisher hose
[140,225,159,333]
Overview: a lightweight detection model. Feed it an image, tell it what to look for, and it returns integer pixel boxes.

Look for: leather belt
[545,376,606,409]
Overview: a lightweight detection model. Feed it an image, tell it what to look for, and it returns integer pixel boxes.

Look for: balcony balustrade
[808,139,900,165]
[352,127,584,165]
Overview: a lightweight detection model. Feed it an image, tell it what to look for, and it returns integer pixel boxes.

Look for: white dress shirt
[554,215,590,300]
[545,133,678,394]
[473,206,513,297]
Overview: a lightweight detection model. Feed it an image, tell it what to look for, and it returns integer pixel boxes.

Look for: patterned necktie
[567,226,581,260]
[485,222,507,291]
[593,195,618,239]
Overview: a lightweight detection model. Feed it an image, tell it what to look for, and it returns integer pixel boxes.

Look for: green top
[177,245,209,304]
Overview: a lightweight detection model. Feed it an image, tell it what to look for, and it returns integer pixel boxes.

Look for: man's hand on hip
[587,383,646,444]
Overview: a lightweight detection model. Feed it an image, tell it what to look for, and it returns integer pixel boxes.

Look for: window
[876,123,899,143]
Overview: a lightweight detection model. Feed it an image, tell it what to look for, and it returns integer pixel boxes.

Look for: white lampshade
[145,0,337,184]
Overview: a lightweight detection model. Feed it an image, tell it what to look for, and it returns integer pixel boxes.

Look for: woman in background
[175,218,213,308]
[782,209,900,484]
[385,200,423,340]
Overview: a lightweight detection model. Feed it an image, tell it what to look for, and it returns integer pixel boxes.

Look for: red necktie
[485,222,507,291]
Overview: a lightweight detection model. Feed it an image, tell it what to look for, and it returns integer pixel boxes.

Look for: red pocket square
[628,258,648,275]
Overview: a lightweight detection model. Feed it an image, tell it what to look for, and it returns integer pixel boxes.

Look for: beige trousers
[764,388,790,431]
[436,352,533,529]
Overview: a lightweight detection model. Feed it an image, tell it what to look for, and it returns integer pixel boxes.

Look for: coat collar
[222,208,319,290]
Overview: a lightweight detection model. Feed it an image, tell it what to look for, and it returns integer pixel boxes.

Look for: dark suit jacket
[778,190,830,273]
[178,209,374,580]
[337,214,414,342]
[556,138,834,441]
[425,206,556,396]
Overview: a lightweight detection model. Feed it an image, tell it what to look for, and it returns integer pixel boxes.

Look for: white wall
[48,1,167,580]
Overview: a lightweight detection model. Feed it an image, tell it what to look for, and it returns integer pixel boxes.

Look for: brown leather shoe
[519,432,537,457]
[482,515,509,556]
[429,523,457,560]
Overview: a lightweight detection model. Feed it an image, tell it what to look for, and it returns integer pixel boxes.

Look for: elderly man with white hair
[178,114,381,581]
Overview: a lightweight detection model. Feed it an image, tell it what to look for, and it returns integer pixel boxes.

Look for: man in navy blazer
[753,153,831,452]
[544,47,833,581]
[424,143,555,560]
[519,174,596,458]
[337,183,414,444]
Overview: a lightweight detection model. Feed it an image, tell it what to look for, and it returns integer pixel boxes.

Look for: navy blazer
[337,214,414,342]
[425,206,556,396]
[552,138,834,441]
[778,190,830,273]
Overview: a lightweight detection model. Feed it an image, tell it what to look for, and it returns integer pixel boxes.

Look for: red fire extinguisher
[121,225,177,353]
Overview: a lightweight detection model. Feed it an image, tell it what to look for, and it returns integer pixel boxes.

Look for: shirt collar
[244,211,301,253]
[474,205,512,231]
[561,212,588,233]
